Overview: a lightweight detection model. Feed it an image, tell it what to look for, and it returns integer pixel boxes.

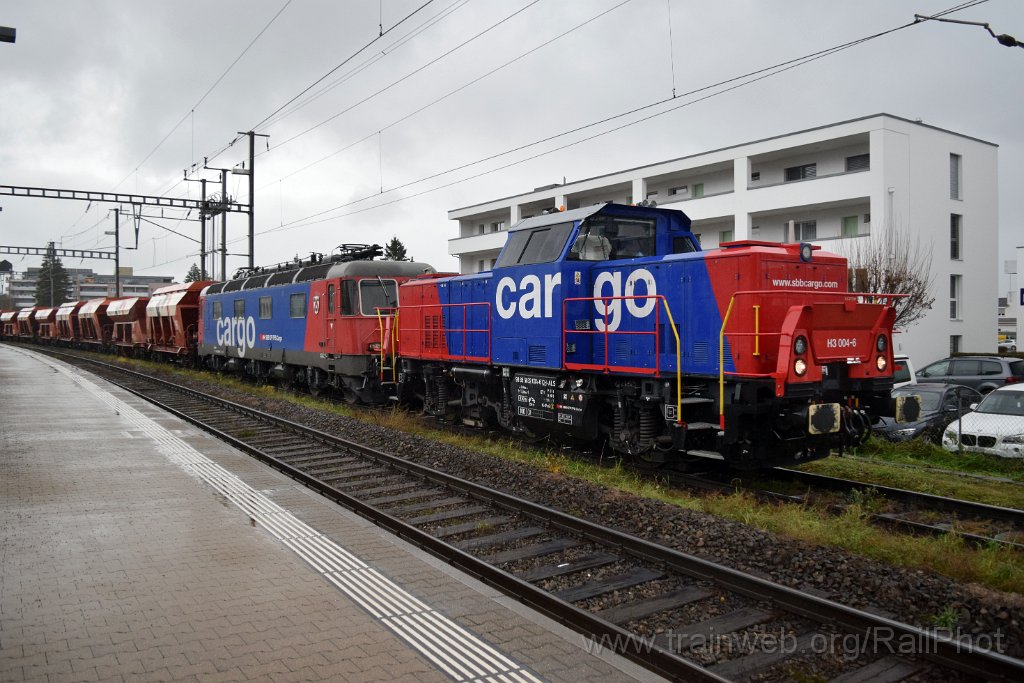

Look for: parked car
[873,384,980,442]
[942,383,1024,458]
[915,355,1024,394]
[893,354,916,389]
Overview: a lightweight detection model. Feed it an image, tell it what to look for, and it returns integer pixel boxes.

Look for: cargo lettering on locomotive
[593,268,657,332]
[216,315,257,357]
[495,273,562,319]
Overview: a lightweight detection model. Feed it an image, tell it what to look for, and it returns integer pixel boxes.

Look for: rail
[717,289,906,431]
[562,294,682,424]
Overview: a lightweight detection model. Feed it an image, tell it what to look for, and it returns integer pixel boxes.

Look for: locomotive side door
[323,281,337,354]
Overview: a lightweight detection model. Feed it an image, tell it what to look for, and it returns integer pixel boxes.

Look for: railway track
[659,468,1024,551]
[26,346,1024,683]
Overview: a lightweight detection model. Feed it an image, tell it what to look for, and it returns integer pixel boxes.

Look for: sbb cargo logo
[216,315,256,357]
[495,268,657,332]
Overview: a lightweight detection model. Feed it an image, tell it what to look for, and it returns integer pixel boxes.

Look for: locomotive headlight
[793,336,808,355]
[876,355,887,371]
[793,358,808,376]
[876,334,888,353]
[368,341,382,352]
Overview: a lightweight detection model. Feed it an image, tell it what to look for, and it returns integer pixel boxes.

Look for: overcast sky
[1,0,1021,291]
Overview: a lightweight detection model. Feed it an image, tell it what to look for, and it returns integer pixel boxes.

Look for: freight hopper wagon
[147,281,211,361]
[55,301,85,345]
[199,247,436,403]
[16,307,39,340]
[1,311,18,338]
[78,298,116,349]
[108,297,149,356]
[34,307,58,342]
[396,203,906,470]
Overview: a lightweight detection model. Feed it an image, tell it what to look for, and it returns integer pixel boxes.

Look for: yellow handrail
[753,304,760,356]
[658,298,683,424]
[718,295,736,430]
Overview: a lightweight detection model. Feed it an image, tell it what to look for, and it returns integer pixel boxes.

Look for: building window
[478,223,486,235]
[290,293,306,318]
[233,299,245,318]
[646,190,658,200]
[212,301,222,319]
[669,186,687,196]
[692,183,705,198]
[259,296,272,319]
[750,171,760,181]
[693,233,702,244]
[863,213,871,224]
[719,229,733,243]
[751,226,760,238]
[950,214,962,260]
[490,221,505,232]
[784,163,816,182]
[950,153,962,199]
[845,154,870,172]
[950,335,962,354]
[489,258,497,268]
[794,220,817,241]
[477,260,485,272]
[949,275,962,320]
[842,216,859,238]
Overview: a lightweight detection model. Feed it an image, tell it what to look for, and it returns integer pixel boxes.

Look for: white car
[942,383,1024,458]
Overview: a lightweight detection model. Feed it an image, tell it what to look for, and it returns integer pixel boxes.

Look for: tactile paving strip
[37,352,545,683]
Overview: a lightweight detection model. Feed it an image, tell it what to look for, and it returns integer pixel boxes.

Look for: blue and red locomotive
[393,203,902,469]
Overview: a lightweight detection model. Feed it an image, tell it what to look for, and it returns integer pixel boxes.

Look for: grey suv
[915,355,1024,394]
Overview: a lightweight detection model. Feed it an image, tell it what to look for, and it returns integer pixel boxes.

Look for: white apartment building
[447,114,998,365]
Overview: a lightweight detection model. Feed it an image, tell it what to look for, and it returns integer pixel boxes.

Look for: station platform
[0,345,661,683]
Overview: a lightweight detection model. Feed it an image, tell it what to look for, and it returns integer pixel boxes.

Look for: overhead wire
[256,0,544,156]
[259,0,635,190]
[110,0,296,193]
[257,0,990,236]
[143,0,991,269]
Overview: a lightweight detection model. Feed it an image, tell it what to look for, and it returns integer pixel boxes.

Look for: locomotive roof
[509,204,607,232]
[203,260,436,296]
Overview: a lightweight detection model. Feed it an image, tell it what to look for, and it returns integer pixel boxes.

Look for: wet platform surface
[0,345,661,682]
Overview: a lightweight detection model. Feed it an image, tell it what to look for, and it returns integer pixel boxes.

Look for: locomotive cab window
[233,299,245,318]
[341,280,357,316]
[327,284,335,314]
[494,222,573,268]
[212,301,222,319]
[259,296,272,319]
[570,216,656,261]
[289,293,306,318]
[359,279,398,316]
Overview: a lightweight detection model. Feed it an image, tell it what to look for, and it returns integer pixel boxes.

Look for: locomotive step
[684,449,725,460]
[682,422,718,430]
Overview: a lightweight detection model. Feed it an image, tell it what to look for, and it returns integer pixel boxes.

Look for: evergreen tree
[34,243,70,307]
[184,262,202,282]
[382,236,409,261]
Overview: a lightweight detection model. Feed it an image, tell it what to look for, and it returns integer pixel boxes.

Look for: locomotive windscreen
[571,216,655,261]
[495,222,573,268]
[359,279,398,315]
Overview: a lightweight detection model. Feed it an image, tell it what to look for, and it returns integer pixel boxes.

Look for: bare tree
[839,222,935,331]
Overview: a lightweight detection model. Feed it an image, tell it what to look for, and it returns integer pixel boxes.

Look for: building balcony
[449,231,508,257]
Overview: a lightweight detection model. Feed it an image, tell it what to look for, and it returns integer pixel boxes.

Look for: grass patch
[105,354,1024,594]
[853,437,1024,483]
[795,455,1024,510]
